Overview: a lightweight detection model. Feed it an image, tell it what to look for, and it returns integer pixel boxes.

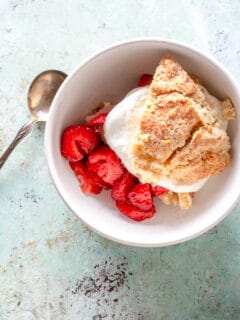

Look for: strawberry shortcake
[61,55,235,221]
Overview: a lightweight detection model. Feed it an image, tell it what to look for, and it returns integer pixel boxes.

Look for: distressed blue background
[0,1,240,319]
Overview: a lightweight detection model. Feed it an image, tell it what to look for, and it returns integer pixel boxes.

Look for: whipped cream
[104,86,223,193]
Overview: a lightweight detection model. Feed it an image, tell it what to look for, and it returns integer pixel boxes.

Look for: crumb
[86,102,114,122]
[160,191,193,209]
[222,98,236,120]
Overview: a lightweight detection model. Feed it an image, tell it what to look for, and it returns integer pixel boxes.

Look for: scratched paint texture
[0,1,240,319]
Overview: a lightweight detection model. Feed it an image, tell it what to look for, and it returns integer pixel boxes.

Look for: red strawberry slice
[94,125,106,142]
[116,201,156,221]
[70,161,109,195]
[128,183,153,211]
[85,113,107,126]
[111,172,137,202]
[88,146,125,185]
[69,161,102,195]
[85,113,108,142]
[61,126,85,162]
[61,125,101,162]
[69,160,85,177]
[138,74,153,87]
[151,185,168,196]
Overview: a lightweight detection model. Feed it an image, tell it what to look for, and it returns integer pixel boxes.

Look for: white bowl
[45,39,240,247]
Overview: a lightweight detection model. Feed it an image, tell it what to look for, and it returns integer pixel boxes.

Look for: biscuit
[132,55,234,189]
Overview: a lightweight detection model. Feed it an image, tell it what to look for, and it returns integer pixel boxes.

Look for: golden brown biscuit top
[132,55,233,185]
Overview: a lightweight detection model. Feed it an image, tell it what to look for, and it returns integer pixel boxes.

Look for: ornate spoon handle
[0,119,37,169]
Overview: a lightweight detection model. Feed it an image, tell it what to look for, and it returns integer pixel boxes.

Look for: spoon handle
[0,119,37,169]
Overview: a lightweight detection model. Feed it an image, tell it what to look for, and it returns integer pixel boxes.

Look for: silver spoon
[0,70,67,169]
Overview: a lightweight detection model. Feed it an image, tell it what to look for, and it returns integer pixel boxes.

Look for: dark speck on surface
[24,189,42,203]
[93,314,107,320]
[71,257,132,297]
[98,23,106,29]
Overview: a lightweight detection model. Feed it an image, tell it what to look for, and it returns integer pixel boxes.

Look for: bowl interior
[45,40,240,246]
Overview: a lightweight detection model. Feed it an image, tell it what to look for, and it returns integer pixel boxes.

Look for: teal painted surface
[0,1,240,319]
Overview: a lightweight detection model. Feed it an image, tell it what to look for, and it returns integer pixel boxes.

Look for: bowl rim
[45,37,240,247]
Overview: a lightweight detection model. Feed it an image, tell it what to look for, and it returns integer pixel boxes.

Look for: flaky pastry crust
[132,55,234,186]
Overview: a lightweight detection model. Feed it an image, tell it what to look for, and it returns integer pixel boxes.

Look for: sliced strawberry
[85,113,107,126]
[151,185,168,196]
[111,172,137,202]
[69,160,85,178]
[116,201,155,221]
[61,125,100,162]
[61,126,84,161]
[86,165,111,190]
[69,161,102,195]
[138,74,153,87]
[84,113,108,141]
[94,125,106,142]
[128,183,153,211]
[69,161,109,195]
[88,146,125,185]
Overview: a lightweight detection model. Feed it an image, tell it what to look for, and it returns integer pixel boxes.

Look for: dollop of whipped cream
[104,86,224,193]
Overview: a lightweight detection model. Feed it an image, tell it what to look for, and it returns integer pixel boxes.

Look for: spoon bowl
[28,70,67,121]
